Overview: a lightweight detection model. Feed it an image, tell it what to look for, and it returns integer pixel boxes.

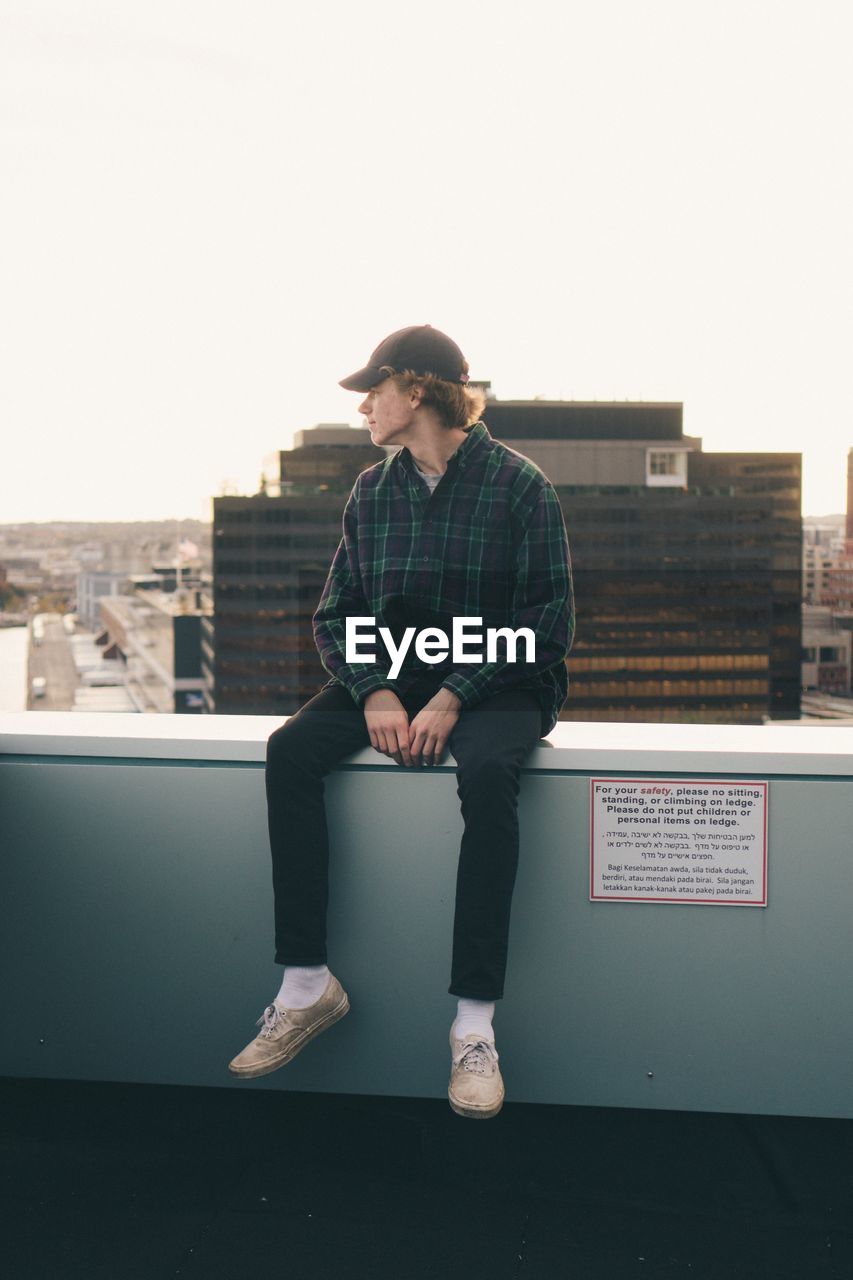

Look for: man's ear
[409,381,425,408]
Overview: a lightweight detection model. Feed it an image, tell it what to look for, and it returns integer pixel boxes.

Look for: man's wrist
[364,687,402,706]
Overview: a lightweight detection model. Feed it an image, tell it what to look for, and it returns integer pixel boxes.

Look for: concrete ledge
[2,710,853,774]
[2,710,853,1117]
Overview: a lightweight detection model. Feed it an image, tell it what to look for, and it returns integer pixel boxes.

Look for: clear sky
[2,0,851,523]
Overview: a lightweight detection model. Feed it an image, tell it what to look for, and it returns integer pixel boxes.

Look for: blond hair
[379,365,486,430]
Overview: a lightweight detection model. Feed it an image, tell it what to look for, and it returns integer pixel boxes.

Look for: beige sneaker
[228,973,349,1079]
[448,1031,505,1119]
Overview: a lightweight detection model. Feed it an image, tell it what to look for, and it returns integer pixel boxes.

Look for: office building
[76,571,128,631]
[847,447,853,558]
[488,401,801,723]
[203,426,384,714]
[802,606,852,696]
[99,588,208,713]
[206,405,801,724]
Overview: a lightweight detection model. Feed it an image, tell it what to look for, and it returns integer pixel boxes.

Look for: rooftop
[482,401,685,442]
[4,1076,852,1278]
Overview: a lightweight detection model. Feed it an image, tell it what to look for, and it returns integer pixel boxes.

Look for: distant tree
[32,590,74,615]
[0,581,27,611]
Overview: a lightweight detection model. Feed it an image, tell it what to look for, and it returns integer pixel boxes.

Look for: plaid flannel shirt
[312,421,574,732]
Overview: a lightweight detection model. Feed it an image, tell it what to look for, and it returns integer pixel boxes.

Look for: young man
[229,325,574,1118]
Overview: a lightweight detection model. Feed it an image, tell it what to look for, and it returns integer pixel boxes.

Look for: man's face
[358,379,419,448]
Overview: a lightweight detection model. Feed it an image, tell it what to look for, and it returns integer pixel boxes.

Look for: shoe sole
[228,993,350,1080]
[448,1087,505,1120]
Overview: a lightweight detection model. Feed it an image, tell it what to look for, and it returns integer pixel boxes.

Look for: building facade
[203,426,384,714]
[99,589,207,713]
[205,406,801,723]
[801,606,852,696]
[76,571,128,631]
[486,401,802,723]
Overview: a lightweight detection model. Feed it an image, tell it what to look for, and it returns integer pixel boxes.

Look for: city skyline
[3,1,852,522]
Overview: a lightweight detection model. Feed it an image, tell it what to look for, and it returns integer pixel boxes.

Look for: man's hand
[364,688,412,766]
[409,688,462,767]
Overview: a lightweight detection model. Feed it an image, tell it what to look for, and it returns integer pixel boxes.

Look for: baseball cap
[339,325,469,392]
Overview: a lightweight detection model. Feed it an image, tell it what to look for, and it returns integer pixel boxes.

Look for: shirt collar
[397,420,489,479]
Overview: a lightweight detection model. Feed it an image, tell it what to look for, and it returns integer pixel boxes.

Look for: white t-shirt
[414,463,442,493]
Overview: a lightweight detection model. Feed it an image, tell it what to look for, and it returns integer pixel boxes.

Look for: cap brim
[338,366,393,392]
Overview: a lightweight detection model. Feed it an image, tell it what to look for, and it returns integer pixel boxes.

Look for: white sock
[452,998,496,1043]
[275,964,330,1010]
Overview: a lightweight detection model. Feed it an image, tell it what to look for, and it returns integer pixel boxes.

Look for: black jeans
[265,676,544,1000]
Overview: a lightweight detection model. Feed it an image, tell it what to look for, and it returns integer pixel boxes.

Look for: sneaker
[448,1031,505,1119]
[228,972,349,1079]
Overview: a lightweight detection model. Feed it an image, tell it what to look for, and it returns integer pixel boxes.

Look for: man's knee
[266,716,312,773]
[456,750,522,798]
[267,690,366,778]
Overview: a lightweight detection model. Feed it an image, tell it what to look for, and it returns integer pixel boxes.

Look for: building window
[645,449,688,487]
[648,451,680,476]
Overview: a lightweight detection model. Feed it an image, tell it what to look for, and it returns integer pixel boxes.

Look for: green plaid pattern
[313,421,574,731]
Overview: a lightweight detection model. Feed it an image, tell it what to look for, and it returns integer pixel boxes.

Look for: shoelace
[454,1039,498,1075]
[256,1004,289,1038]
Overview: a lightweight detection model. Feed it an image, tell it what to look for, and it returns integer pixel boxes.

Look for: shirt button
[422,555,429,561]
